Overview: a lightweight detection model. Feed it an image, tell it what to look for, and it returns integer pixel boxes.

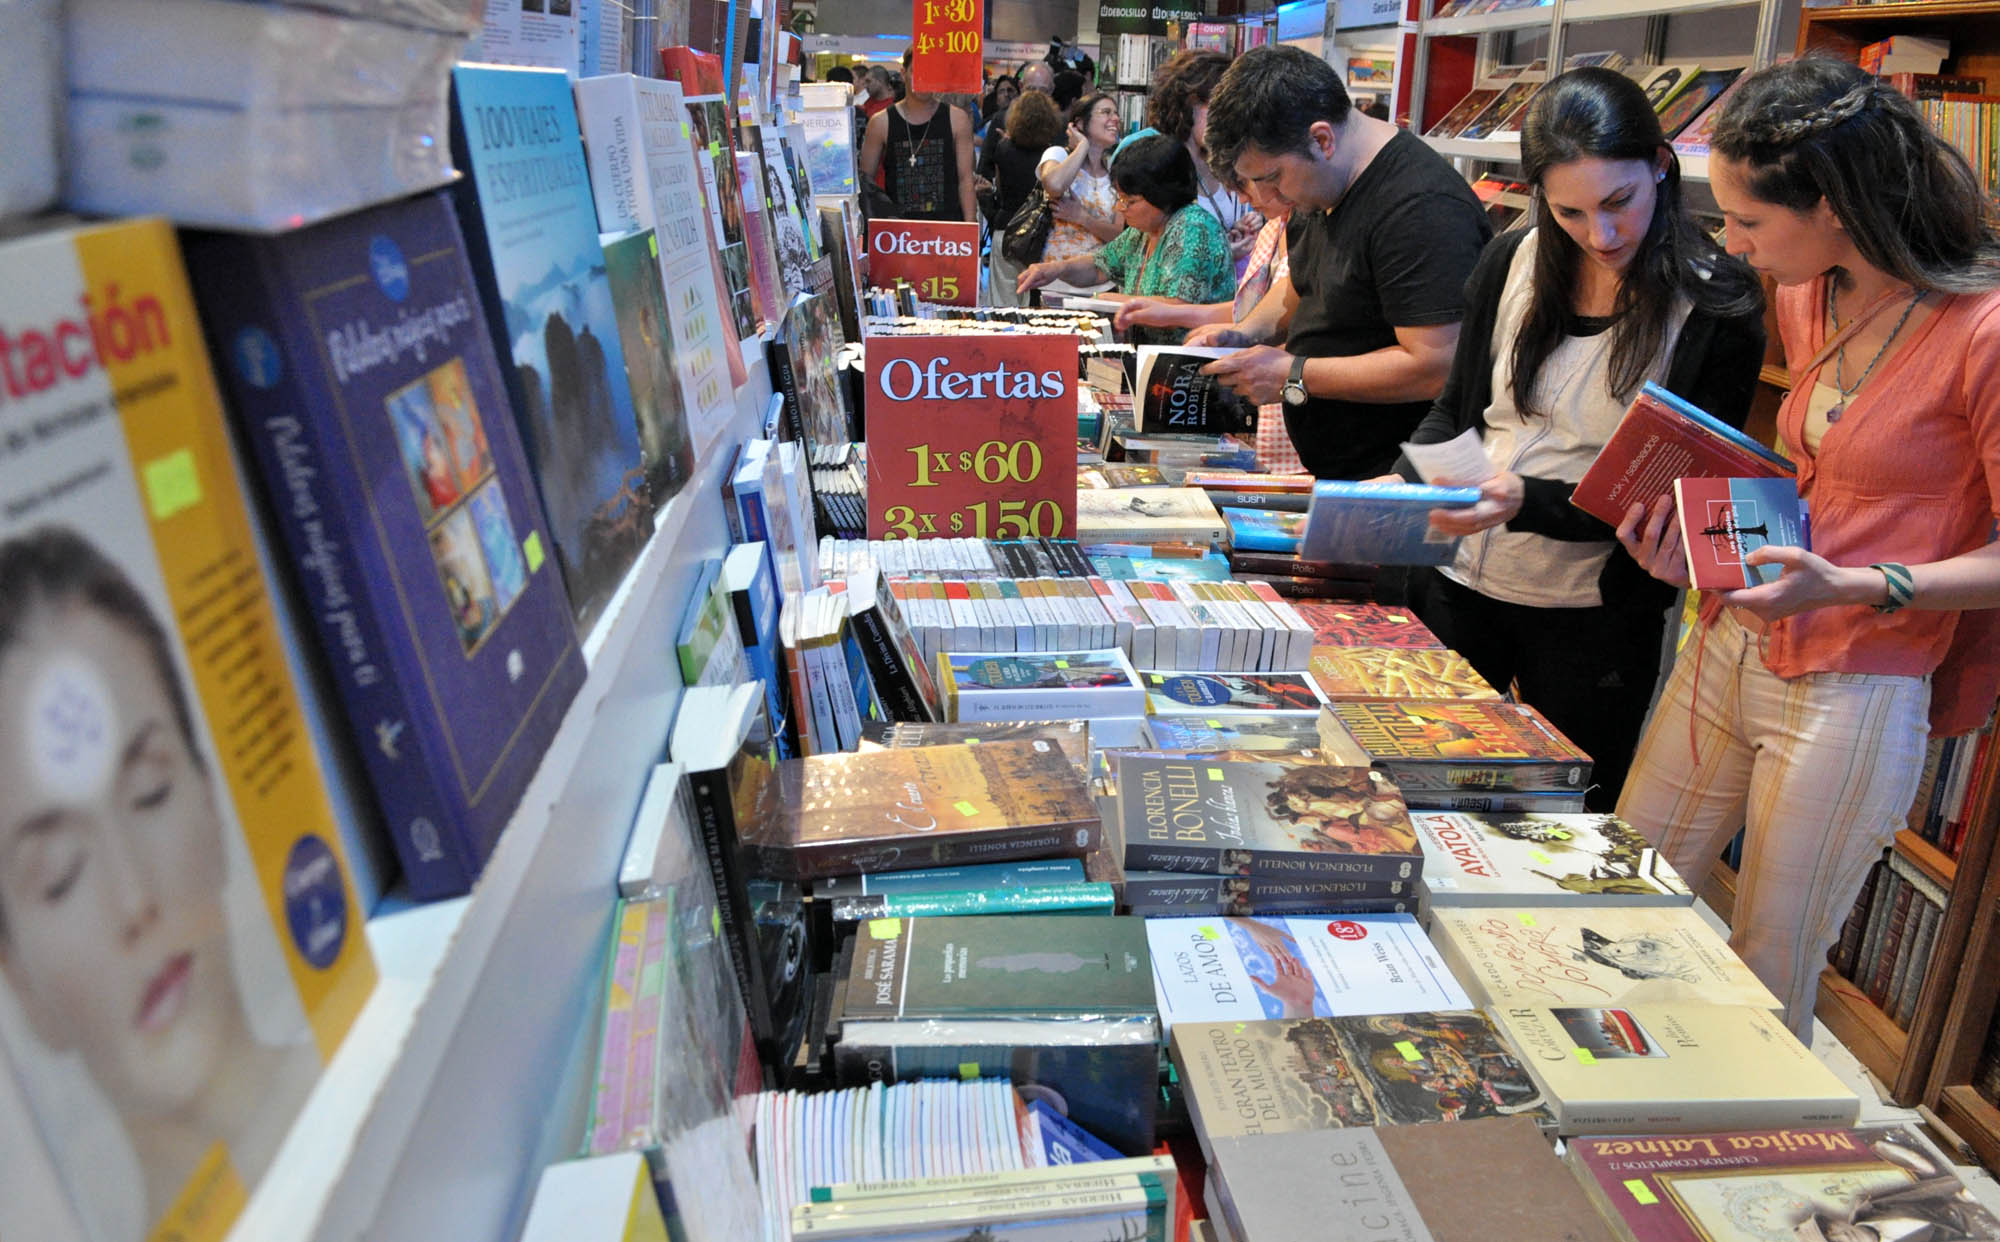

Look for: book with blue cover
[448,63,656,635]
[1299,480,1481,566]
[1223,507,1306,554]
[1674,476,1810,590]
[184,190,586,900]
[723,540,795,758]
[600,229,697,509]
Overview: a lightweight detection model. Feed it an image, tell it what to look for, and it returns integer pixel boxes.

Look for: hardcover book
[827,882,1116,922]
[449,64,655,633]
[682,86,760,341]
[1144,714,1324,753]
[1114,755,1423,884]
[1429,905,1782,1010]
[1143,670,1328,715]
[939,649,1147,722]
[1306,646,1499,702]
[599,229,698,508]
[1635,62,1705,115]
[1075,487,1227,546]
[1671,72,1749,158]
[185,191,587,900]
[1461,78,1543,140]
[0,217,376,1242]
[1571,382,1792,527]
[1171,1013,1547,1148]
[1410,811,1694,907]
[1425,86,1504,139]
[1292,602,1444,649]
[1656,67,1743,140]
[739,740,1103,880]
[816,859,1090,900]
[1298,480,1480,566]
[1207,1118,1617,1242]
[1568,1124,2000,1242]
[1223,507,1305,554]
[1144,915,1469,1029]
[875,720,1092,774]
[1489,1004,1859,1136]
[1316,700,1594,792]
[1674,476,1809,590]
[1122,872,1415,917]
[1135,347,1256,434]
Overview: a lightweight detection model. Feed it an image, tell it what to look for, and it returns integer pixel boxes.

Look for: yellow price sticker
[1206,719,1221,728]
[1574,1047,1597,1065]
[1516,912,1537,927]
[1208,768,1224,781]
[142,448,202,520]
[867,918,902,939]
[1150,673,1166,683]
[954,800,978,816]
[958,1061,980,1080]
[1530,849,1554,865]
[1198,925,1221,941]
[523,531,546,573]
[1055,659,1069,668]
[1394,1040,1422,1062]
[1624,1180,1658,1206]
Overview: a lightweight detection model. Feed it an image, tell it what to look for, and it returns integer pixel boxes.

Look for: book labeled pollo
[1490,1004,1859,1136]
[1317,700,1593,793]
[1430,905,1781,1010]
[1114,754,1422,886]
[740,740,1101,881]
[1674,476,1810,590]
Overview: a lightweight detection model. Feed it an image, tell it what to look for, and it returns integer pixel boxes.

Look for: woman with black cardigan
[1391,68,1766,811]
[982,89,1065,307]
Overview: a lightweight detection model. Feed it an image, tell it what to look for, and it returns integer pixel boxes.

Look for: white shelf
[1424,5,1554,36]
[224,352,777,1242]
[1563,0,1761,20]
[1424,133,1524,162]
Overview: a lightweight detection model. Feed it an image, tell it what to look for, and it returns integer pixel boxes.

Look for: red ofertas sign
[911,0,983,94]
[867,332,1079,541]
[866,219,980,306]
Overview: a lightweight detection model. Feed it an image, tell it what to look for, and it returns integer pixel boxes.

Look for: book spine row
[1907,724,1993,857]
[1830,848,1950,1029]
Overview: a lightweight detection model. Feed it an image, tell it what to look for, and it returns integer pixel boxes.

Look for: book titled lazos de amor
[449,63,656,635]
[184,191,587,901]
[0,218,376,1242]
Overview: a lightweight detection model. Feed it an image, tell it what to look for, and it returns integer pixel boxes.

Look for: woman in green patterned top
[1015,134,1234,344]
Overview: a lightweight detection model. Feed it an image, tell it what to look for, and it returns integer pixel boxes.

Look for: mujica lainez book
[449,63,656,634]
[0,217,375,1242]
[184,191,586,901]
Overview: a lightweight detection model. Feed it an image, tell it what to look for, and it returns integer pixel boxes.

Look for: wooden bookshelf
[1818,964,1912,1086]
[1700,859,1738,927]
[1799,3,2000,99]
[1922,754,2000,1165]
[1896,828,1957,890]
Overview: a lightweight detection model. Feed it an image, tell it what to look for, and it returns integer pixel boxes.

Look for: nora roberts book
[0,218,376,1242]
[1170,1012,1549,1154]
[1429,905,1781,1011]
[1207,1117,1617,1242]
[184,190,586,901]
[1568,1123,2000,1242]
[1316,699,1593,793]
[1113,754,1422,885]
[1411,811,1694,908]
[738,740,1103,881]
[1489,1004,1859,1136]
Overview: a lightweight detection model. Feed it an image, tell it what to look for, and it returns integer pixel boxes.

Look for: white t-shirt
[1038,145,1116,262]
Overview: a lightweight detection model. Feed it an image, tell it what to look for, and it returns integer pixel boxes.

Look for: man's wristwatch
[1281,355,1309,408]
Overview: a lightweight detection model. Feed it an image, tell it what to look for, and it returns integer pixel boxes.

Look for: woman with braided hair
[1616,56,2000,1037]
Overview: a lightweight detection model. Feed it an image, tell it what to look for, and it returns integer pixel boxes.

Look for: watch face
[1283,381,1307,407]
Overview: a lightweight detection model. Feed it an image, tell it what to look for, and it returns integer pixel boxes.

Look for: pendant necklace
[904,106,936,168]
[1825,279,1922,423]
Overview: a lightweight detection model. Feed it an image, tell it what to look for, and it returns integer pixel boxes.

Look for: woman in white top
[1389,67,1765,812]
[1149,49,1263,268]
[1037,93,1124,268]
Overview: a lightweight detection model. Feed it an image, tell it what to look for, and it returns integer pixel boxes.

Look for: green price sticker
[867,918,902,939]
[1623,1180,1658,1206]
[954,800,978,816]
[1516,912,1537,928]
[1394,1040,1422,1062]
[1573,1047,1597,1065]
[958,1061,980,1080]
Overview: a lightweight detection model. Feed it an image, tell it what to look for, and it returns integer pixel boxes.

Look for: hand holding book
[1426,472,1524,537]
[1200,346,1292,405]
[1616,493,1692,589]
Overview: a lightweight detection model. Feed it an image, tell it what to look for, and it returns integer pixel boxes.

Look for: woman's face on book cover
[0,604,235,1119]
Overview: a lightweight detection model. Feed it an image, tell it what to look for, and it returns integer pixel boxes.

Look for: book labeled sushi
[1144,915,1469,1030]
[1411,811,1694,907]
[1674,476,1810,590]
[1567,1123,2000,1242]
[1429,905,1782,1011]
[1572,382,1792,527]
[1134,347,1255,434]
[938,649,1146,723]
[1144,670,1328,715]
[1206,1118,1617,1242]
[834,916,1159,1154]
[1292,602,1444,649]
[1169,1013,1548,1152]
[1114,755,1422,885]
[1316,700,1593,793]
[1298,479,1480,566]
[449,64,656,634]
[1306,646,1499,702]
[184,191,588,900]
[1489,1004,1859,1136]
[0,217,377,1242]
[738,740,1103,881]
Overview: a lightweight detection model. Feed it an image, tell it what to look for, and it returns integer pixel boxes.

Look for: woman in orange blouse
[1616,57,2000,1036]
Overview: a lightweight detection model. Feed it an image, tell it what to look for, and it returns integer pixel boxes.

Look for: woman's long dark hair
[1512,67,1760,416]
[1711,56,2000,294]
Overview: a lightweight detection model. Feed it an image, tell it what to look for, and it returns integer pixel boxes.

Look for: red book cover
[660,45,726,95]
[1572,382,1792,527]
[1293,602,1445,649]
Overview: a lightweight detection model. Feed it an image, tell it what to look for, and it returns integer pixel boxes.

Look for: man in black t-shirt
[1194,47,1491,479]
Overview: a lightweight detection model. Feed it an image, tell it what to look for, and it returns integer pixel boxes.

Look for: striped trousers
[1616,611,1931,1039]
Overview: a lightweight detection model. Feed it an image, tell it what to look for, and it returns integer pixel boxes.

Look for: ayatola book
[1170,1013,1547,1151]
[184,191,588,900]
[0,218,375,1242]
[1316,699,1594,793]
[1429,905,1782,1011]
[1306,645,1499,702]
[1411,811,1694,907]
[1113,754,1423,885]
[1568,1124,2000,1242]
[738,740,1102,880]
[1144,915,1469,1029]
[448,64,655,634]
[1490,1004,1858,1136]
